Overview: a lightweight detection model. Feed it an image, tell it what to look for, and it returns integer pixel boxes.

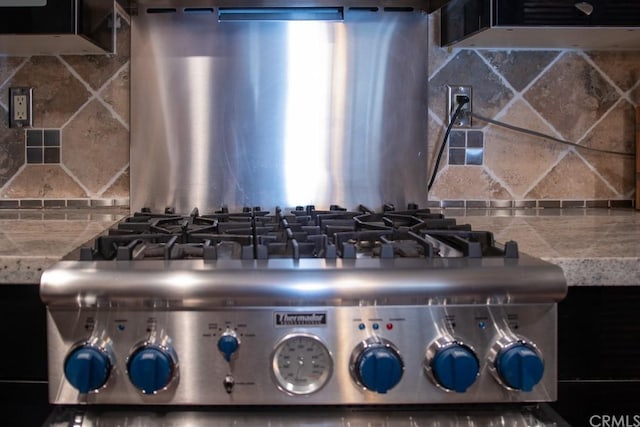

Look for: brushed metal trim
[40,257,568,307]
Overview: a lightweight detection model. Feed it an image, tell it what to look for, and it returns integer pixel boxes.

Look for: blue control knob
[64,346,111,394]
[218,334,240,362]
[127,347,175,394]
[356,345,403,394]
[431,344,479,393]
[496,343,544,392]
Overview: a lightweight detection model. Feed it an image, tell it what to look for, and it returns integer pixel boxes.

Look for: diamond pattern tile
[484,100,564,198]
[101,168,130,198]
[0,165,87,198]
[100,66,130,126]
[481,51,560,92]
[525,152,617,199]
[428,166,513,200]
[579,100,636,196]
[0,106,24,189]
[0,56,91,128]
[524,52,618,143]
[587,51,640,92]
[0,57,25,88]
[429,50,514,125]
[62,100,129,194]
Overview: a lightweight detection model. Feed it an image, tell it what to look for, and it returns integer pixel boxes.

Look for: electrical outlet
[447,85,472,128]
[9,87,33,128]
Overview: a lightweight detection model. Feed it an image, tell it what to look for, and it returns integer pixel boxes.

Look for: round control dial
[218,330,240,362]
[350,338,403,394]
[127,342,178,395]
[271,334,333,395]
[64,342,113,394]
[427,342,479,393]
[491,339,544,392]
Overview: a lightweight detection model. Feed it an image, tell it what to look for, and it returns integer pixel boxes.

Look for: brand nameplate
[274,312,327,327]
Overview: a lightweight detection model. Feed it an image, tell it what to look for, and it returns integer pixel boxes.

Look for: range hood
[0,0,117,55]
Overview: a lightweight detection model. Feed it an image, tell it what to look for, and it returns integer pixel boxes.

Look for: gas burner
[79,204,518,261]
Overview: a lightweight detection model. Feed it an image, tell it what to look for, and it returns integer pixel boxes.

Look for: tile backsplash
[0,12,637,209]
[0,13,130,208]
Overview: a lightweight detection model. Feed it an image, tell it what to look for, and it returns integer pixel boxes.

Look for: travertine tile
[62,17,130,91]
[428,50,513,125]
[0,56,91,128]
[587,51,640,91]
[0,106,24,189]
[100,65,130,126]
[524,52,618,142]
[0,165,87,198]
[525,152,617,199]
[62,100,129,194]
[101,168,130,198]
[480,51,559,91]
[428,166,513,200]
[484,101,564,198]
[579,101,636,196]
[428,110,448,171]
[0,57,25,87]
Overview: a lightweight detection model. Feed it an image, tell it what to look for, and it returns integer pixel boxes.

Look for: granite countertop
[448,208,640,287]
[0,208,638,286]
[0,209,127,284]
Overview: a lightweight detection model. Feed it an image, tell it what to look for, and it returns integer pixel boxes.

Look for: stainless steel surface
[45,404,570,426]
[45,303,558,404]
[131,1,431,213]
[40,256,567,307]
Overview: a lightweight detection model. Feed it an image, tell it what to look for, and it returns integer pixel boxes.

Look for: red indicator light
[386,323,393,330]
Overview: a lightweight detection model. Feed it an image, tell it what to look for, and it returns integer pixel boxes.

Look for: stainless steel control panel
[47,304,557,405]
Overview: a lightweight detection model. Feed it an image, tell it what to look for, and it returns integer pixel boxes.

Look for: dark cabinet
[0,0,117,54]
[441,0,640,49]
[495,0,640,26]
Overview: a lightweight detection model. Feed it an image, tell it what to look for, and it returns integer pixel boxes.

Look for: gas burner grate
[79,204,518,261]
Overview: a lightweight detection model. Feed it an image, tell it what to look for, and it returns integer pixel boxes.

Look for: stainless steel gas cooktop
[40,205,567,406]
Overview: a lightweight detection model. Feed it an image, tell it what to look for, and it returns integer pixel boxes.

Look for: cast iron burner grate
[79,204,518,261]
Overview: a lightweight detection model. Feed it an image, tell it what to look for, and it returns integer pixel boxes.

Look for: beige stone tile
[0,57,25,86]
[579,101,636,196]
[428,50,513,125]
[525,152,618,199]
[484,101,564,198]
[0,56,91,128]
[629,84,640,106]
[586,51,640,92]
[62,17,130,91]
[480,51,559,92]
[0,106,24,189]
[0,165,87,198]
[524,52,619,142]
[427,110,447,171]
[101,168,129,198]
[100,65,130,126]
[428,166,513,200]
[62,100,129,194]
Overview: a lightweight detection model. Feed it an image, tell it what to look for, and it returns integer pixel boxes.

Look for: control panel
[46,304,557,405]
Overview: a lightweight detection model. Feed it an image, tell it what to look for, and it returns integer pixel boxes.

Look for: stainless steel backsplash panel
[131,1,430,213]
